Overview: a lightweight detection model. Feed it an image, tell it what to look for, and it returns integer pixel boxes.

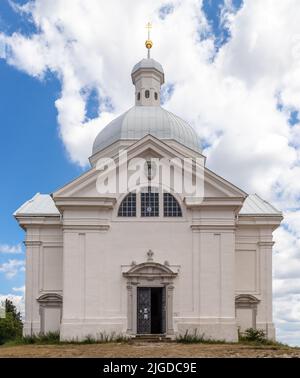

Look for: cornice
[62,224,110,231]
[53,197,116,210]
[15,216,62,230]
[191,224,236,232]
[237,215,283,228]
[185,197,245,209]
[257,241,275,247]
[24,241,42,247]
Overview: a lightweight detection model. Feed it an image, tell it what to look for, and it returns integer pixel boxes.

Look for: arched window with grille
[145,90,150,99]
[141,187,159,217]
[164,193,182,217]
[118,193,137,217]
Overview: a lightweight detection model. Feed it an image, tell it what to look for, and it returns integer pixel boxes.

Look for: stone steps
[132,334,173,343]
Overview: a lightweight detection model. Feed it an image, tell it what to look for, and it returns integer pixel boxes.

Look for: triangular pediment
[53,135,246,202]
[53,135,202,198]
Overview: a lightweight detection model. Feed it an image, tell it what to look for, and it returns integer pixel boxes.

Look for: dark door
[137,287,165,334]
[137,287,151,334]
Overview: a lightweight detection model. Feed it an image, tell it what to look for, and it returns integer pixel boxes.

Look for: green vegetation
[239,328,268,343]
[71,332,130,344]
[3,331,130,346]
[176,328,289,348]
[238,328,288,348]
[0,299,23,345]
[7,332,61,345]
[176,329,227,344]
[0,320,291,348]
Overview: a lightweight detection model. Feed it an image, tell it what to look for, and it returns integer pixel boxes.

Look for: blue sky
[0,0,300,346]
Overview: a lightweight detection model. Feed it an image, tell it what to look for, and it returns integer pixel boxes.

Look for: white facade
[15,55,282,342]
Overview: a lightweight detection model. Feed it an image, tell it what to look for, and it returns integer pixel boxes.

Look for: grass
[3,331,131,347]
[1,328,292,350]
[4,332,60,346]
[176,328,290,349]
[176,330,227,344]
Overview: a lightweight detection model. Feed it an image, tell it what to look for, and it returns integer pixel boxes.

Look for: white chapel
[14,36,283,342]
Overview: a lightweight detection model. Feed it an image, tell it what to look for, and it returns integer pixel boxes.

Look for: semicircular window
[118,193,137,217]
[164,193,182,217]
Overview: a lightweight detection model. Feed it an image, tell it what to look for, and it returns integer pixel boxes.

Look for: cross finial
[146,22,152,36]
[145,22,153,59]
[147,249,154,261]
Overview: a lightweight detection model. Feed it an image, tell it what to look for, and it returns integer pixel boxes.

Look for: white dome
[132,58,164,77]
[92,106,202,155]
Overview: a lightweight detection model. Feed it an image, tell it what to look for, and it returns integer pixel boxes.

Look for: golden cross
[145,22,152,40]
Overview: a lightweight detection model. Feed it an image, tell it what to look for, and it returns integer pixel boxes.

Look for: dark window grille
[137,92,141,101]
[118,193,137,217]
[164,193,182,217]
[141,188,159,217]
[155,92,158,100]
[145,90,150,99]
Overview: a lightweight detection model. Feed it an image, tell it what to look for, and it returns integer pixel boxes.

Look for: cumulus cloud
[0,0,300,345]
[0,243,23,254]
[12,286,25,294]
[0,293,25,318]
[273,294,300,347]
[1,0,194,165]
[0,259,25,279]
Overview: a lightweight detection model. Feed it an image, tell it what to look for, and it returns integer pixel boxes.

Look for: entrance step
[133,334,173,343]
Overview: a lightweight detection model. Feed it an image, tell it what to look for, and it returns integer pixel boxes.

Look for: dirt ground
[0,342,299,358]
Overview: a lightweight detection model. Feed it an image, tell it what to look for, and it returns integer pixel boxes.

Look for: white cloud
[0,243,23,254]
[12,286,25,294]
[0,293,25,318]
[0,259,25,279]
[0,0,300,345]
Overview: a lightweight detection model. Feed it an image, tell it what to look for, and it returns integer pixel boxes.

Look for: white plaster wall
[236,308,253,332]
[23,224,63,336]
[43,307,61,333]
[235,226,275,339]
[60,203,239,342]
[236,250,257,292]
[42,247,63,291]
[22,213,276,341]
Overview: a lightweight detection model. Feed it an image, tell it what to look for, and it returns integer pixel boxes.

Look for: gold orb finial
[145,40,153,49]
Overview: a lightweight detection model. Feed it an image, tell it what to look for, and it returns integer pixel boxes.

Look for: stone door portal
[123,259,178,335]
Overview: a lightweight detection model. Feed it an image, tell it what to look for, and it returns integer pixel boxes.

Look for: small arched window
[137,92,141,101]
[145,90,150,99]
[118,193,136,217]
[155,92,158,100]
[164,193,182,217]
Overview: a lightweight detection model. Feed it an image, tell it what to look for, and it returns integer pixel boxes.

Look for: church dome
[92,106,202,155]
[92,39,201,157]
[132,58,164,77]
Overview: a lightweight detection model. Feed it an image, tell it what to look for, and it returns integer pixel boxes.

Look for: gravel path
[0,342,299,358]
